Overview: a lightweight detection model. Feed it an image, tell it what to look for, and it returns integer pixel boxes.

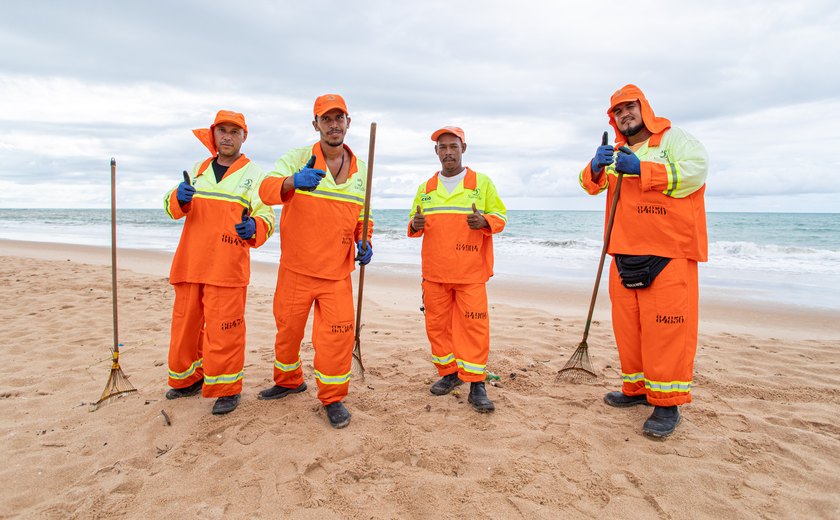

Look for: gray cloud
[1,0,839,211]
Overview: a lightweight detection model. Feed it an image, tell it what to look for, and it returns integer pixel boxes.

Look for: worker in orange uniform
[579,84,709,438]
[408,126,507,413]
[163,110,275,415]
[256,94,372,429]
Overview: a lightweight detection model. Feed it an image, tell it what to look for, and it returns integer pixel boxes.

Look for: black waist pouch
[614,254,671,289]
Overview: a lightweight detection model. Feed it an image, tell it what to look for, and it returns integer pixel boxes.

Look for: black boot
[468,382,495,413]
[430,373,463,395]
[643,406,681,438]
[258,382,307,400]
[165,379,203,400]
[603,391,651,408]
[211,394,241,415]
[325,401,351,429]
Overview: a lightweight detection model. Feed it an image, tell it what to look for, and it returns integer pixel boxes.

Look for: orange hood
[608,84,670,146]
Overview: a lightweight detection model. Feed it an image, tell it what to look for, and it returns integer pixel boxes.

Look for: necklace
[336,150,345,176]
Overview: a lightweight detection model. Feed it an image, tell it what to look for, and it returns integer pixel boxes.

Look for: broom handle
[110,158,119,354]
[353,123,376,347]
[581,170,624,344]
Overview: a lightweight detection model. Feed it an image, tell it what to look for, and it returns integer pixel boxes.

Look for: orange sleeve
[166,190,190,218]
[259,176,294,206]
[579,162,608,195]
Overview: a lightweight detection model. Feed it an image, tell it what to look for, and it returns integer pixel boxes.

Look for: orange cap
[431,126,466,145]
[213,110,247,133]
[193,110,248,155]
[313,94,348,117]
[607,84,670,145]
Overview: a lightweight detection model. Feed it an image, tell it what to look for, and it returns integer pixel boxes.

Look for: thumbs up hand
[177,170,196,205]
[591,131,615,174]
[411,205,426,232]
[293,154,326,191]
[235,207,256,240]
[466,202,488,229]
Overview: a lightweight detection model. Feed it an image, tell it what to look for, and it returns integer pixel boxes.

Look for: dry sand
[1,239,838,519]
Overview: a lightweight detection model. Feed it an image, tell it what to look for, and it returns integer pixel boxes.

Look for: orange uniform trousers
[608,258,698,406]
[422,280,490,383]
[167,282,247,398]
[271,267,355,405]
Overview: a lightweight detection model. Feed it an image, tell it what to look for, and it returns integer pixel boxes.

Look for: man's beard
[620,123,644,137]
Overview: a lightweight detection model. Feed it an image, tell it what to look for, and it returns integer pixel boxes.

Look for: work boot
[643,406,681,438]
[430,373,463,395]
[603,391,651,408]
[211,394,241,415]
[165,379,203,400]
[258,382,307,400]
[468,382,495,413]
[324,402,351,429]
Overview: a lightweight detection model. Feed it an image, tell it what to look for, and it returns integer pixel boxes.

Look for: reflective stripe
[424,205,473,214]
[169,358,203,380]
[274,358,301,372]
[257,214,275,237]
[456,358,486,375]
[432,353,455,366]
[300,188,365,205]
[193,190,249,206]
[314,369,351,385]
[204,370,244,386]
[645,378,691,393]
[621,371,644,383]
[486,211,508,223]
[163,189,176,219]
[664,161,680,196]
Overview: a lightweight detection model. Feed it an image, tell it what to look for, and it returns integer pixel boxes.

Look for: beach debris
[155,445,171,457]
[160,410,171,426]
[425,404,431,412]
[485,372,501,381]
[490,381,502,388]
[510,373,517,380]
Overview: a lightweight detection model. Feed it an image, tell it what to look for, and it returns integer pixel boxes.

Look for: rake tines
[555,340,597,383]
[91,348,137,410]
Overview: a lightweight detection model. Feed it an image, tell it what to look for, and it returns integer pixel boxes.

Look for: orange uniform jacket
[258,143,372,279]
[579,127,709,261]
[164,155,275,286]
[408,168,507,283]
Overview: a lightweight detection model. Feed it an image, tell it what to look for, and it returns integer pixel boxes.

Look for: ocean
[1,209,838,310]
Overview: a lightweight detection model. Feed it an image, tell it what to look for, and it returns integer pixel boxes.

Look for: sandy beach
[1,239,838,519]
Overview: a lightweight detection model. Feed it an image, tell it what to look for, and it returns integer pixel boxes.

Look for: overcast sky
[2,0,838,212]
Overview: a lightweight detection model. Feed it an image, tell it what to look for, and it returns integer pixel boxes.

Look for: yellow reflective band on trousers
[432,353,455,366]
[456,358,486,375]
[274,358,301,372]
[621,371,644,383]
[645,378,691,393]
[314,369,351,385]
[622,372,691,392]
[204,370,244,386]
[169,358,203,380]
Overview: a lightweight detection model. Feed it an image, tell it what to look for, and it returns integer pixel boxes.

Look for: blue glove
[293,155,326,192]
[615,146,641,175]
[355,240,373,266]
[591,145,614,173]
[177,170,196,204]
[235,208,256,240]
